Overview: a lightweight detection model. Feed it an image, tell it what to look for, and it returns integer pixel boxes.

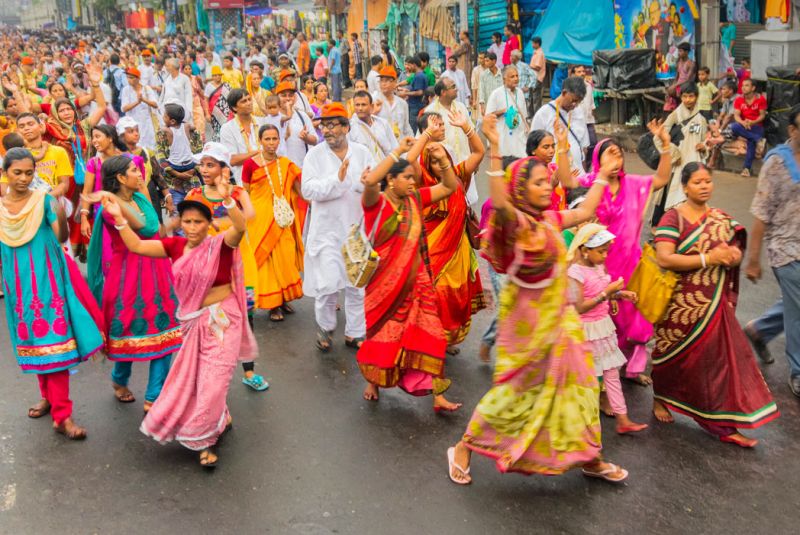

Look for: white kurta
[301,142,376,297]
[531,102,589,173]
[219,116,269,183]
[160,72,194,124]
[372,91,414,139]
[284,109,315,167]
[120,85,158,150]
[440,68,470,106]
[486,86,529,159]
[348,115,398,162]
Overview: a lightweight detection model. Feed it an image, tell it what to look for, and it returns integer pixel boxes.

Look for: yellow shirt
[222,68,244,89]
[2,145,73,187]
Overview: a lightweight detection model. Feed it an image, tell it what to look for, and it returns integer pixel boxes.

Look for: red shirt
[161,236,234,286]
[734,94,766,124]
[502,35,520,66]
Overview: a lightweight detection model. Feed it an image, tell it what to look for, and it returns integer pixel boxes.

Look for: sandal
[199,448,218,469]
[582,462,628,483]
[112,383,136,403]
[269,308,284,322]
[143,401,153,414]
[28,399,51,419]
[281,303,295,315]
[344,336,364,349]
[242,374,270,391]
[316,329,333,353]
[447,447,471,485]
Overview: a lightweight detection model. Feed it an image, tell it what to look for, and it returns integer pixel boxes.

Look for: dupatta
[86,192,159,305]
[0,190,47,247]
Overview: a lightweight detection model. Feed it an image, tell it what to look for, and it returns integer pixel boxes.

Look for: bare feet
[582,459,628,483]
[53,418,87,440]
[363,383,379,401]
[720,432,758,448]
[653,400,674,423]
[112,383,136,403]
[478,342,491,363]
[28,399,51,419]
[599,391,614,417]
[199,448,218,468]
[433,394,462,413]
[615,413,649,434]
[447,441,472,484]
[446,345,461,356]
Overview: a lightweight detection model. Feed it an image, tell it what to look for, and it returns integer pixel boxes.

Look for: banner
[613,0,697,78]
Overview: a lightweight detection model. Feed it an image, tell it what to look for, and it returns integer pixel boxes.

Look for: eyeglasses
[320,121,344,130]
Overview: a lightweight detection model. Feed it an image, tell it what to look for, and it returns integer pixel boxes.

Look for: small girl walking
[567,224,648,435]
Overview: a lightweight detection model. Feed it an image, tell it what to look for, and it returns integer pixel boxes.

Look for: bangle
[91,84,100,88]
[80,208,90,214]
[465,127,475,137]
[423,131,432,139]
[164,193,172,199]
[222,198,236,210]
[557,149,569,154]
[660,149,671,155]
[389,152,399,163]
[700,253,707,268]
[487,170,505,177]
[599,292,608,302]
[114,221,128,230]
[594,179,609,187]
[490,155,504,161]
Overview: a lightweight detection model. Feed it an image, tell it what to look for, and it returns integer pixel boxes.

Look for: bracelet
[598,292,608,302]
[114,222,128,230]
[659,149,671,155]
[594,179,609,186]
[164,193,172,199]
[423,131,432,139]
[487,170,505,177]
[557,149,569,154]
[464,127,475,137]
[490,155,504,161]
[80,208,90,214]
[222,198,236,210]
[700,253,707,268]
[389,152,399,163]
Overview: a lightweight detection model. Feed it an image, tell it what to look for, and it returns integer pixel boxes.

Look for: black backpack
[105,67,123,114]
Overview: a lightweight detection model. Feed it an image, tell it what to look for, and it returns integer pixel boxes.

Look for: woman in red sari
[653,162,778,447]
[413,110,485,351]
[357,137,462,412]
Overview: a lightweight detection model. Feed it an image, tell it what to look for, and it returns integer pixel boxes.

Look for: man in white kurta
[372,66,414,140]
[530,76,590,173]
[440,56,470,106]
[348,91,398,162]
[485,65,529,159]
[301,103,376,345]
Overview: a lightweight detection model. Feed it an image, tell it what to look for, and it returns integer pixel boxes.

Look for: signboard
[614,0,698,78]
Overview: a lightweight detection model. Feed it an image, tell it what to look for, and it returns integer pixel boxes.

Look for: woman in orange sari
[413,110,485,350]
[357,137,462,412]
[241,125,305,322]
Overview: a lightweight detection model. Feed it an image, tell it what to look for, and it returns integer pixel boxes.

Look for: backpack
[105,67,123,114]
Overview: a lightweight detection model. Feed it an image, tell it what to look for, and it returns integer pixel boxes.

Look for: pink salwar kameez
[140,234,257,451]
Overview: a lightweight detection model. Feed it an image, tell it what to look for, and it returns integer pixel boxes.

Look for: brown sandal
[28,399,51,419]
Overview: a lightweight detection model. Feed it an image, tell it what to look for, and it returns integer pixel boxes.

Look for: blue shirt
[329,47,342,75]
[407,72,427,110]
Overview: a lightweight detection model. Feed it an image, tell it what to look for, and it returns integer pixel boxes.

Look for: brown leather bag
[465,206,481,249]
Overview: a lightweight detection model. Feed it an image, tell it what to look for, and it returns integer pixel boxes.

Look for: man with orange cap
[276,81,317,166]
[120,67,159,150]
[138,49,158,93]
[18,56,40,99]
[301,102,376,352]
[372,65,413,140]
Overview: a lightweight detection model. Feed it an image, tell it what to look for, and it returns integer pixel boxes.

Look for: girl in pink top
[567,224,648,435]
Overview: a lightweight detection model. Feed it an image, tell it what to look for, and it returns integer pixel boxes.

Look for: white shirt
[245,53,268,72]
[348,115,399,162]
[579,80,596,125]
[531,101,589,172]
[301,142,376,296]
[489,42,505,69]
[120,85,158,150]
[160,72,194,124]
[219,115,269,183]
[486,86,529,159]
[372,91,413,139]
[138,63,157,90]
[366,69,381,94]
[424,97,478,205]
[284,106,316,167]
[441,68,470,106]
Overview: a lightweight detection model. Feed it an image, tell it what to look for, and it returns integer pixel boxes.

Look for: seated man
[730,79,766,177]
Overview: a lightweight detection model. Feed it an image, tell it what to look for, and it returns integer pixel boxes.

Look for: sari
[86,192,181,361]
[185,186,259,311]
[580,139,654,377]
[464,157,600,474]
[207,82,232,142]
[0,192,104,373]
[244,157,305,310]
[189,75,207,142]
[652,208,778,432]
[140,234,257,450]
[418,149,485,345]
[357,189,449,395]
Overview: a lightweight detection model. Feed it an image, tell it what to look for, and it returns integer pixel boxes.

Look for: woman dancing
[652,162,778,447]
[447,116,627,485]
[103,145,257,467]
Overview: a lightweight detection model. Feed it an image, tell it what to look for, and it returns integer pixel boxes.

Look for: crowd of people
[0,26,797,484]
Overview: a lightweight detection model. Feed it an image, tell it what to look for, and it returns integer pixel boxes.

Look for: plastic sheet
[765,64,800,146]
[592,49,657,91]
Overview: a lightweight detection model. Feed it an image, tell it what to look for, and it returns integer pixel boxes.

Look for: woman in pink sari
[579,120,672,383]
[99,144,257,468]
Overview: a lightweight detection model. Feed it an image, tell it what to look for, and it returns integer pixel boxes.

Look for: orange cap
[320,102,349,120]
[278,69,296,82]
[125,67,141,78]
[141,49,152,56]
[275,81,296,94]
[378,65,397,79]
[21,56,34,66]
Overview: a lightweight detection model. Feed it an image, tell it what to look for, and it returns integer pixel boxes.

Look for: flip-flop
[582,463,628,483]
[199,449,218,469]
[269,309,284,322]
[316,329,333,353]
[344,337,364,349]
[242,374,270,391]
[281,303,295,315]
[112,384,136,403]
[447,447,471,485]
[27,400,51,419]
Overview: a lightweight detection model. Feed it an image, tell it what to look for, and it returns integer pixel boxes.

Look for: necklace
[119,194,144,217]
[261,153,295,229]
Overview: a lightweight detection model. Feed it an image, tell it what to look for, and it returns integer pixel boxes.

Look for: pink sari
[140,234,257,451]
[580,139,653,377]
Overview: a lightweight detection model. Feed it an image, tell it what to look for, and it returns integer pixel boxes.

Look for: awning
[534,0,615,65]
[420,0,458,48]
[245,5,273,15]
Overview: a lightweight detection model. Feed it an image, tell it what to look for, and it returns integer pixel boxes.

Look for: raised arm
[217,170,246,248]
[362,136,415,207]
[85,65,107,128]
[482,114,511,215]
[448,109,484,178]
[428,143,460,204]
[101,197,168,257]
[552,117,577,188]
[559,152,614,229]
[301,157,351,202]
[646,118,674,191]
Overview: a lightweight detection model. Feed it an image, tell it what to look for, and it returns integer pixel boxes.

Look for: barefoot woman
[0,148,104,440]
[105,144,257,467]
[357,137,461,411]
[447,116,628,484]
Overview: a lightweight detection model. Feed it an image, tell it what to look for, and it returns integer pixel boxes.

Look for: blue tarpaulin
[533,0,615,65]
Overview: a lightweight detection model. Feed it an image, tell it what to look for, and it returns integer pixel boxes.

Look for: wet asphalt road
[0,157,797,535]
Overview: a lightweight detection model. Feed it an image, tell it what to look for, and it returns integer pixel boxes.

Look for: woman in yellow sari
[241,124,305,322]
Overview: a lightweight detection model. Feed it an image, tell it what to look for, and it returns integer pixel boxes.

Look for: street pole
[699,0,720,76]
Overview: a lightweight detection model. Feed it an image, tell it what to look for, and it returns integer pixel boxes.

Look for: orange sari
[245,156,305,309]
[418,150,485,344]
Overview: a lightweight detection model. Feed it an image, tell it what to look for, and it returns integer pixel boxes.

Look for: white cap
[584,229,616,249]
[193,141,231,167]
[115,116,139,135]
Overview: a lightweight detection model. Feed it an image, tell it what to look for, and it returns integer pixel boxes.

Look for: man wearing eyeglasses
[301,103,377,352]
[530,76,589,172]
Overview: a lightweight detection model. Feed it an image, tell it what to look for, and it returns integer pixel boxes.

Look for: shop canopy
[533,0,615,65]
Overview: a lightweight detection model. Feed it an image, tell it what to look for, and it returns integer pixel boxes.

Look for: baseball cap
[378,66,397,79]
[125,67,141,78]
[275,81,296,94]
[320,102,349,120]
[115,116,139,135]
[193,141,231,167]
